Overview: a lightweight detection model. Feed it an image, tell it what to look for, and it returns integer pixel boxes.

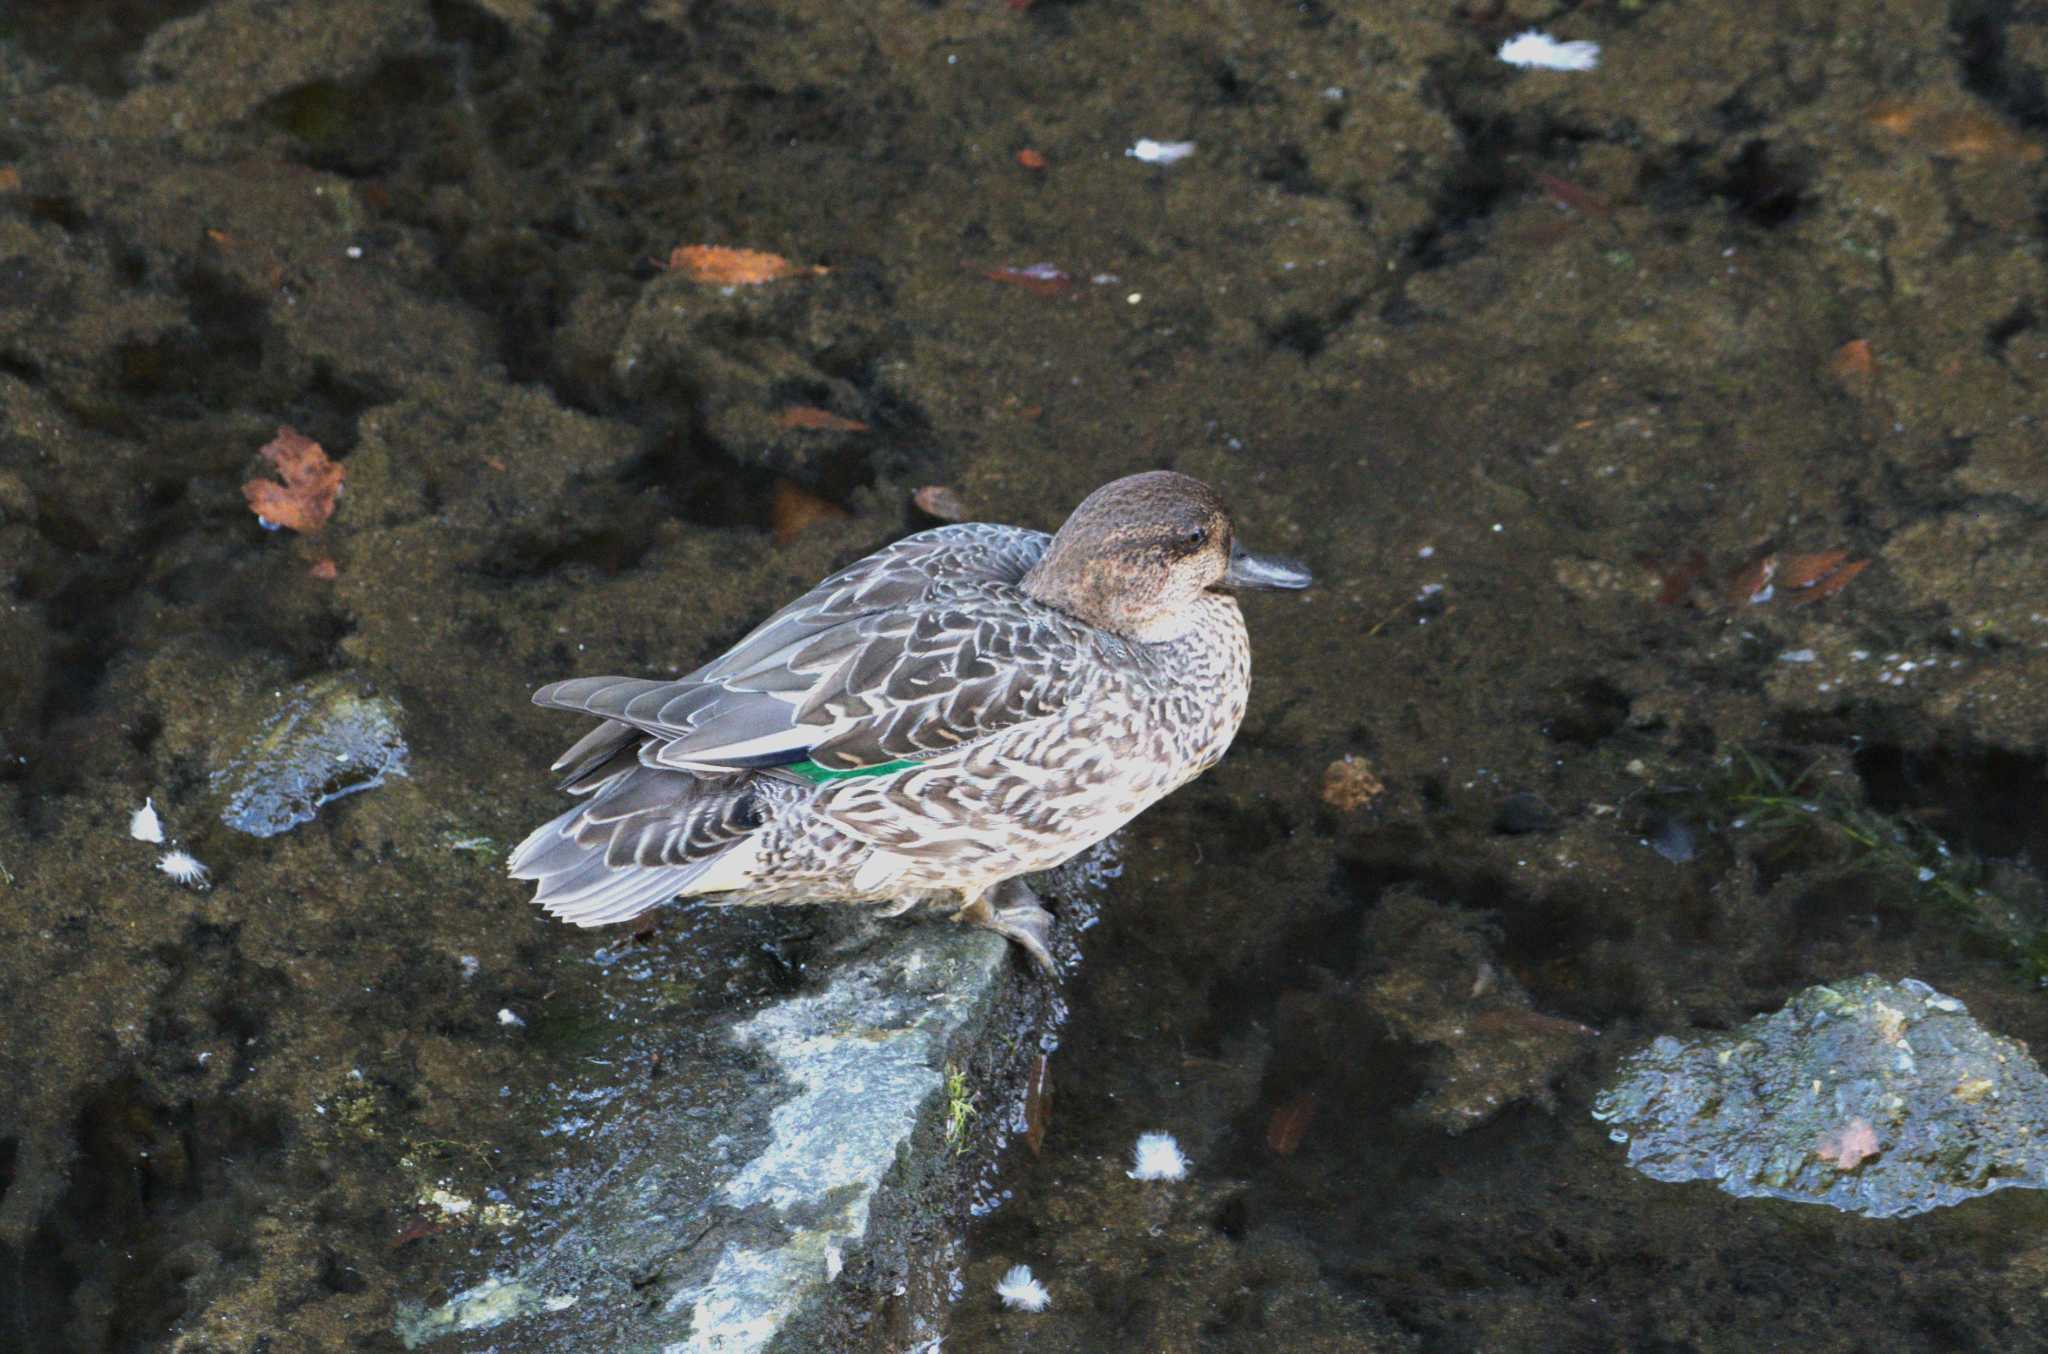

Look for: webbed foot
[954,878,1057,976]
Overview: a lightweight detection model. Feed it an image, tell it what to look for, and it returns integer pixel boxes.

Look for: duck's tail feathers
[509,764,770,927]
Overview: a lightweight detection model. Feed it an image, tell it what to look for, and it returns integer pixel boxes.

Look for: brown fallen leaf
[1535,172,1612,217]
[667,245,825,285]
[985,263,1073,297]
[1016,148,1048,170]
[0,166,20,194]
[773,406,869,433]
[1022,1055,1052,1156]
[1265,1091,1319,1157]
[309,556,339,580]
[1320,755,1384,812]
[770,479,850,545]
[1828,339,1875,382]
[1867,100,2043,163]
[912,485,968,521]
[1788,556,1870,604]
[243,427,344,533]
[1726,552,1779,607]
[1777,549,1850,591]
[1643,549,1708,607]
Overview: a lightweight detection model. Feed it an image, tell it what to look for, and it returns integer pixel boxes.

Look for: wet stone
[1593,975,2048,1218]
[211,676,409,837]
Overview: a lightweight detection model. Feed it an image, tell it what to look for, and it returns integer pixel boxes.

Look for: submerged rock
[212,676,409,836]
[1593,975,2048,1218]
[1362,890,1595,1133]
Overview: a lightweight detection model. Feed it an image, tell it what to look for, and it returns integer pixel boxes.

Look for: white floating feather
[1127,1131,1189,1181]
[1497,30,1600,72]
[1126,138,1196,165]
[129,798,165,844]
[995,1264,1051,1312]
[156,849,210,889]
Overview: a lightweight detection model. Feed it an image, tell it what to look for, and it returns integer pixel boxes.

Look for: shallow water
[4,1,2048,1350]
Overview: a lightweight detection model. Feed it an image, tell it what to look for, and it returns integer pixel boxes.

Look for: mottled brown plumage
[509,471,1310,971]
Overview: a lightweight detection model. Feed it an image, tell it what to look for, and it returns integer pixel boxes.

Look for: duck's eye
[1182,526,1207,545]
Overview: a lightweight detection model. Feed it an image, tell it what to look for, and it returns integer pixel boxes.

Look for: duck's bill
[1222,544,1313,591]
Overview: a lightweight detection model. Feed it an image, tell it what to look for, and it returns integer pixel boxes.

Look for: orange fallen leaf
[773,406,869,433]
[912,485,968,521]
[243,427,344,534]
[667,245,825,285]
[484,455,508,472]
[1828,338,1875,384]
[1265,1091,1318,1157]
[0,166,20,194]
[1022,1055,1052,1156]
[309,556,338,580]
[1788,556,1870,604]
[770,479,850,545]
[1777,549,1850,591]
[1868,101,2043,163]
[1016,148,1048,170]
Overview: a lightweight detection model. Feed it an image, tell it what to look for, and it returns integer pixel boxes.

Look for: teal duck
[509,470,1311,972]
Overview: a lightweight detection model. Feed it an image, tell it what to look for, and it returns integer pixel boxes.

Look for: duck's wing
[534,523,1082,774]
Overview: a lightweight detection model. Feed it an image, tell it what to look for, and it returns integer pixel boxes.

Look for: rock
[1593,975,2048,1218]
[1361,891,1595,1132]
[211,676,408,837]
[393,923,1025,1352]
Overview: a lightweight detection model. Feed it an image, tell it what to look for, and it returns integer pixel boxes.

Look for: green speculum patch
[781,757,923,783]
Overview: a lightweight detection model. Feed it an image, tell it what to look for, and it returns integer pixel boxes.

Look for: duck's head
[1021,470,1312,641]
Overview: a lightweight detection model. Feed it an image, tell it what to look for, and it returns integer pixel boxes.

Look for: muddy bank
[3,0,2047,1350]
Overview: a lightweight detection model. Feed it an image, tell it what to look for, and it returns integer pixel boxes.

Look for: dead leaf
[1828,339,1880,404]
[1535,173,1612,217]
[1643,550,1708,607]
[985,263,1073,297]
[1777,549,1850,590]
[1265,1092,1318,1157]
[243,427,344,533]
[1726,553,1779,607]
[1320,755,1384,812]
[912,485,968,521]
[1023,1055,1052,1156]
[1788,556,1870,604]
[770,479,850,545]
[1828,339,1875,383]
[666,245,825,285]
[0,166,20,194]
[1868,101,2043,163]
[1816,1117,1881,1169]
[773,406,869,433]
[1016,148,1048,170]
[309,556,339,580]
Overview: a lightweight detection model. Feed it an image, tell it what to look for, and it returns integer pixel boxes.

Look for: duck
[508,470,1311,973]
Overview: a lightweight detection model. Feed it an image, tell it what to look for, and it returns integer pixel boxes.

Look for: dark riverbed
[4,1,2048,1350]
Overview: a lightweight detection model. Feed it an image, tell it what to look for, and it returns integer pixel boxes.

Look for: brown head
[1020,470,1311,641]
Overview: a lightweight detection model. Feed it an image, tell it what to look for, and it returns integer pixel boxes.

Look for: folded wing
[534,523,1086,776]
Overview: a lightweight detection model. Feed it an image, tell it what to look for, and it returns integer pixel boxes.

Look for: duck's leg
[953,878,1056,976]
